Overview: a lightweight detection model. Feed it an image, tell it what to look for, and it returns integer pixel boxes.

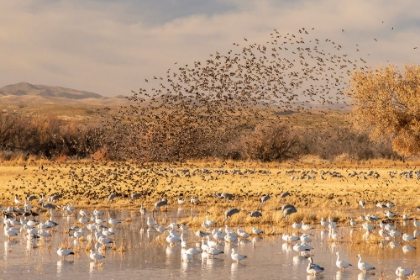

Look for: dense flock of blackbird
[103,26,382,161]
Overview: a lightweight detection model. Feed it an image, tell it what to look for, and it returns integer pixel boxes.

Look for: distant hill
[0,82,130,106]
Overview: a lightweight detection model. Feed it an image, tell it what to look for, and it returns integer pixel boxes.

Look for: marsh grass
[2,159,420,230]
[407,273,419,280]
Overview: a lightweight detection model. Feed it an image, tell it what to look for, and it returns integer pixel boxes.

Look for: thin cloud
[0,0,419,96]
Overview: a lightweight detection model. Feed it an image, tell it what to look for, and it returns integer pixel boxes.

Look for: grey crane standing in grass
[259,194,271,210]
[130,193,141,201]
[221,192,234,200]
[281,204,297,219]
[223,208,240,224]
[249,210,262,218]
[153,197,168,217]
[279,191,290,200]
[107,193,117,203]
[48,194,62,203]
[154,197,168,210]
[42,202,57,211]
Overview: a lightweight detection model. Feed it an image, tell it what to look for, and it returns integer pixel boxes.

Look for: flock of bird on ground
[4,162,420,209]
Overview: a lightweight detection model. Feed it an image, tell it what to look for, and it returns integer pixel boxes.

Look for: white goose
[357,254,375,272]
[306,257,324,275]
[349,217,357,227]
[231,248,247,262]
[395,266,413,277]
[402,233,416,242]
[57,248,74,260]
[320,218,330,227]
[252,226,263,235]
[90,249,105,262]
[207,247,224,258]
[292,222,302,230]
[301,221,313,231]
[282,233,299,243]
[202,215,216,228]
[335,252,352,270]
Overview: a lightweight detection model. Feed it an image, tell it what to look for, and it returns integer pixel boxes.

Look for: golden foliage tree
[348,65,420,156]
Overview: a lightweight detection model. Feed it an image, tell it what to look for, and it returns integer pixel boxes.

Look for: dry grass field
[1,156,419,229]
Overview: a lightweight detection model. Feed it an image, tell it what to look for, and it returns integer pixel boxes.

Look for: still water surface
[2,209,419,279]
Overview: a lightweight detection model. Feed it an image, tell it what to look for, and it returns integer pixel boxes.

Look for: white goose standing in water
[395,267,413,277]
[90,249,105,262]
[335,252,352,270]
[307,257,324,275]
[231,248,247,262]
[357,254,375,272]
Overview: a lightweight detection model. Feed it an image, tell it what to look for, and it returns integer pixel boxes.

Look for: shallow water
[2,208,419,279]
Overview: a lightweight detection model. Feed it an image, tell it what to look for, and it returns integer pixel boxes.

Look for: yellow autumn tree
[348,64,420,157]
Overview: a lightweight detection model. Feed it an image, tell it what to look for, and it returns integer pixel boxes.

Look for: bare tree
[348,65,420,156]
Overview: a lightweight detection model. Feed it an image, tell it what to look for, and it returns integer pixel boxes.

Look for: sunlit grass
[1,158,420,229]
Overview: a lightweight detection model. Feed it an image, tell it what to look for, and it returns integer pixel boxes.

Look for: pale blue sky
[1,0,419,96]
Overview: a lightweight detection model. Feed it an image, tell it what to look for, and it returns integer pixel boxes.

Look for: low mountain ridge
[0,82,130,106]
[0,82,103,99]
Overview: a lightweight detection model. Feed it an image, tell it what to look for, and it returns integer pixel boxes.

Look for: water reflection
[357,272,376,280]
